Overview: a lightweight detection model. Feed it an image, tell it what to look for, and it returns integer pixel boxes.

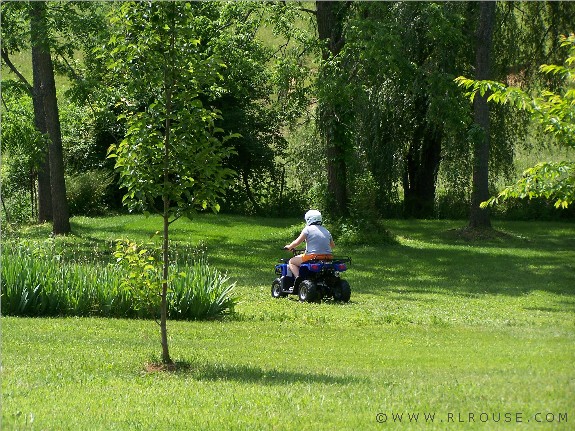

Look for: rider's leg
[288,255,303,278]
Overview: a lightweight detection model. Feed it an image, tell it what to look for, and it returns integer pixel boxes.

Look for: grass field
[2,215,574,430]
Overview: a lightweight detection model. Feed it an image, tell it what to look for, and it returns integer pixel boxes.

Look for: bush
[1,190,35,225]
[66,169,114,216]
[326,218,396,246]
[349,171,381,223]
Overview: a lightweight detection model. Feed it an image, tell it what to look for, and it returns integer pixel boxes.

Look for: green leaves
[103,2,236,218]
[481,162,575,209]
[458,33,575,209]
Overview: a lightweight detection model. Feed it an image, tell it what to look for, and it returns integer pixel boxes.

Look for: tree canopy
[2,1,575,229]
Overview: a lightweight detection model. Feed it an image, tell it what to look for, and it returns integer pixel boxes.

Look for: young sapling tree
[104,2,235,365]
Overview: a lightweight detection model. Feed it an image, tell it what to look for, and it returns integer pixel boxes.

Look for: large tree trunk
[316,1,350,218]
[32,44,53,222]
[30,2,70,234]
[469,1,495,229]
[403,98,442,219]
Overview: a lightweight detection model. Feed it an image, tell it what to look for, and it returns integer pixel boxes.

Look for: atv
[272,249,351,303]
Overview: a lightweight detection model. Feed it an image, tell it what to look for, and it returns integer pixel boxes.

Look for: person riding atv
[274,210,351,302]
[284,209,335,285]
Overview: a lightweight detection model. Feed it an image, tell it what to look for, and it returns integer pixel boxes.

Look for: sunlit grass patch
[2,215,574,430]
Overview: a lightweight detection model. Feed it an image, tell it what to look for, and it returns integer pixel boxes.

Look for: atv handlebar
[283,247,305,255]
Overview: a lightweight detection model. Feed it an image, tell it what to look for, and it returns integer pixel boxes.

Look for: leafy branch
[456,33,575,208]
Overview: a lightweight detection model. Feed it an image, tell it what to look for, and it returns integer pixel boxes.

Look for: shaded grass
[2,215,574,429]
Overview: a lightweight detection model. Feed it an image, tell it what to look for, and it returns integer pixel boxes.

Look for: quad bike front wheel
[271,278,287,298]
[298,280,319,303]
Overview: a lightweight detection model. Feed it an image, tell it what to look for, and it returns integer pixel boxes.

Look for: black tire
[333,279,351,302]
[271,278,286,298]
[298,280,319,303]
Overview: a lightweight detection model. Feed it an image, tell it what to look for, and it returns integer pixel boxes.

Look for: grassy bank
[2,215,574,430]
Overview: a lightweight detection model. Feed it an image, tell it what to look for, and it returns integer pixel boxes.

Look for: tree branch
[55,49,82,82]
[1,48,33,95]
[299,7,316,16]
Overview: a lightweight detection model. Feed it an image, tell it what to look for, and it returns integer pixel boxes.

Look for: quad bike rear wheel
[298,280,319,303]
[333,279,351,302]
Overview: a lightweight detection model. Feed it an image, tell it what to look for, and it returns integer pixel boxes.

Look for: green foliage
[327,218,395,246]
[103,2,236,218]
[1,190,35,225]
[1,241,237,320]
[112,239,237,320]
[489,162,574,209]
[60,101,104,173]
[348,171,381,224]
[0,93,46,211]
[113,240,162,316]
[0,247,129,317]
[170,255,237,320]
[65,169,114,216]
[456,34,575,209]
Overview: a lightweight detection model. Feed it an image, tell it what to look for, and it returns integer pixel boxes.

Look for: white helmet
[304,210,322,226]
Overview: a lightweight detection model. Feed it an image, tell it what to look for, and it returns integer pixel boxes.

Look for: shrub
[66,169,114,216]
[349,171,381,223]
[1,189,35,225]
[326,218,396,246]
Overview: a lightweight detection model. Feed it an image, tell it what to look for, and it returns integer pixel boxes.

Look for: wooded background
[2,1,574,235]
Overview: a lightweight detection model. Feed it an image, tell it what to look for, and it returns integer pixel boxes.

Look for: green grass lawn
[2,215,574,430]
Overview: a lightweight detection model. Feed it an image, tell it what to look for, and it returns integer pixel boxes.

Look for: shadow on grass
[346,222,575,299]
[147,360,365,386]
[18,216,575,301]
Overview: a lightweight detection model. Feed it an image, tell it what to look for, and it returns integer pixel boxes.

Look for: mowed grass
[2,215,574,430]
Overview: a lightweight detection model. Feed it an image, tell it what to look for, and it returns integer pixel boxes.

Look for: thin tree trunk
[159,13,175,366]
[160,94,172,365]
[241,170,262,214]
[469,1,495,229]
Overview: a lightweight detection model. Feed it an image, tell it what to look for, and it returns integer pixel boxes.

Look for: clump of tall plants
[113,239,238,321]
[1,242,237,320]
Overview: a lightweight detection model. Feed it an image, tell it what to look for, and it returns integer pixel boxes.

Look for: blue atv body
[272,251,351,302]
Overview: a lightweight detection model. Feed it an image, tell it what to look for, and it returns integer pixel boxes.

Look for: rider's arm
[285,231,306,250]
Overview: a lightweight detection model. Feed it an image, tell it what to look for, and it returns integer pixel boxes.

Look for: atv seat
[302,253,333,263]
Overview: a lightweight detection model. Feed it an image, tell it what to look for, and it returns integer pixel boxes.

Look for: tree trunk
[1,21,53,222]
[403,98,442,219]
[32,44,53,222]
[469,1,495,229]
[159,19,175,366]
[322,104,349,217]
[30,2,70,234]
[241,170,262,214]
[161,209,171,365]
[160,125,172,366]
[316,1,350,218]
